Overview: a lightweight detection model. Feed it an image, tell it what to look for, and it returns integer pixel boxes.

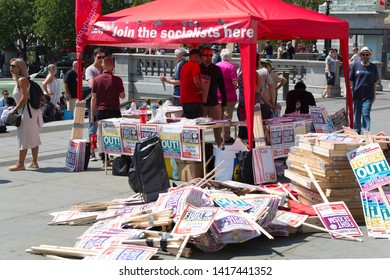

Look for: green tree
[0,0,38,58]
[283,0,323,11]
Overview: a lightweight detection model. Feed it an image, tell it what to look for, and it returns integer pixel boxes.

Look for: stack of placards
[65,139,86,172]
[84,244,158,260]
[241,194,280,228]
[209,209,261,244]
[153,186,213,221]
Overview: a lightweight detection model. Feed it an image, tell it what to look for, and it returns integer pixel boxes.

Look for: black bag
[84,142,91,171]
[236,151,254,185]
[112,155,131,176]
[0,125,6,133]
[5,112,22,127]
[28,79,45,109]
[128,136,170,202]
[50,107,63,121]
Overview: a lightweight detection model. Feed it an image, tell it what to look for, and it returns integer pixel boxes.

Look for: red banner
[75,0,101,57]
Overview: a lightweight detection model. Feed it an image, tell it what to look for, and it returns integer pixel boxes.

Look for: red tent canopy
[78,0,352,150]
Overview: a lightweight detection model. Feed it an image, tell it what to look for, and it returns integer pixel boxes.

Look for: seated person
[285,81,316,114]
[58,95,67,112]
[0,97,16,132]
[42,94,55,123]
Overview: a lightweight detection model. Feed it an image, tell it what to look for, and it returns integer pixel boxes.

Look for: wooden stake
[278,182,298,202]
[175,235,190,260]
[304,164,329,203]
[254,104,266,147]
[240,211,274,240]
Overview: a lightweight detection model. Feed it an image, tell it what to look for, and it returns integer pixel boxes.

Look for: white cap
[360,46,372,54]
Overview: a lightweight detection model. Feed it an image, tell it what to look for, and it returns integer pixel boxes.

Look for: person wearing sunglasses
[85,47,105,162]
[0,90,9,112]
[349,46,379,134]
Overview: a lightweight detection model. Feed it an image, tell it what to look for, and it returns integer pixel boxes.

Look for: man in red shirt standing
[90,57,126,121]
[180,49,205,119]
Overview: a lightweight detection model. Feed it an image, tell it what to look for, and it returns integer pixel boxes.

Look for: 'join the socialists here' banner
[346,143,390,192]
[89,19,256,44]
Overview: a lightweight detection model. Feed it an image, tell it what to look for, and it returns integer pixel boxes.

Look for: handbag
[5,112,22,127]
[112,155,131,176]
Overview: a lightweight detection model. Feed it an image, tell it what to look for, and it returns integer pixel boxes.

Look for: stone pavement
[1,93,390,260]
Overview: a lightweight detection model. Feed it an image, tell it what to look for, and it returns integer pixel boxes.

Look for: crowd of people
[2,42,378,172]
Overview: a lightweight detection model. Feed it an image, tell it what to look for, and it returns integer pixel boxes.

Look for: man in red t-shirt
[90,57,126,121]
[180,49,205,119]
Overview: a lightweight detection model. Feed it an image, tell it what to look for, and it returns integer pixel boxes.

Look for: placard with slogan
[207,191,253,211]
[180,126,201,161]
[313,201,363,238]
[346,143,390,192]
[101,120,122,154]
[120,123,138,155]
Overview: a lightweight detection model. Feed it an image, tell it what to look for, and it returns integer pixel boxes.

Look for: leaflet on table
[160,125,182,159]
[309,106,335,133]
[120,123,138,155]
[346,143,390,192]
[101,120,122,154]
[313,201,363,238]
[180,126,201,161]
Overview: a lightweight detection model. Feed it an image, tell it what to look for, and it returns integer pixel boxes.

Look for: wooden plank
[287,153,350,169]
[254,105,266,147]
[297,142,349,157]
[287,160,355,178]
[289,146,347,163]
[71,100,86,139]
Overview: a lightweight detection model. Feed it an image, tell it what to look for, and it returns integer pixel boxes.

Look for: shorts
[325,72,335,86]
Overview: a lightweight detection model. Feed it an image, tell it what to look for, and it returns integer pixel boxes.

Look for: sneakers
[90,152,98,162]
[8,164,25,171]
[27,162,39,169]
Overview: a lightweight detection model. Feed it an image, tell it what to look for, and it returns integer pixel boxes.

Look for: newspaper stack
[209,209,261,244]
[190,232,226,252]
[65,139,86,172]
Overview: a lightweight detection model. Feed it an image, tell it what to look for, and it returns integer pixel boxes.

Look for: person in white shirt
[0,90,10,116]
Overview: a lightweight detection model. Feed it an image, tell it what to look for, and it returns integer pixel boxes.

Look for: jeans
[353,98,373,134]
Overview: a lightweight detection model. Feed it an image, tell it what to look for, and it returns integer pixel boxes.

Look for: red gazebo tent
[76,0,352,150]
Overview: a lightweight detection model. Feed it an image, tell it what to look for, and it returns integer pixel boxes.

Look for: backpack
[28,79,45,109]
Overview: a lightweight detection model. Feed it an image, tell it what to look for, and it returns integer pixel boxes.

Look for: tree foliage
[282,0,323,11]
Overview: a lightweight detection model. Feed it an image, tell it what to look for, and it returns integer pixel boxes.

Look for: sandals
[27,162,39,169]
[8,164,25,171]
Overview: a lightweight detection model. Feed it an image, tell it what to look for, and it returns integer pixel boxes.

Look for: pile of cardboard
[284,133,390,222]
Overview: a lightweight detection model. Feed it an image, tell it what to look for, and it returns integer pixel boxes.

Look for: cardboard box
[177,160,203,182]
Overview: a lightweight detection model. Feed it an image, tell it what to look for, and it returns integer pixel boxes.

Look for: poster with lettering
[171,205,219,235]
[207,191,253,211]
[282,123,294,156]
[101,120,122,154]
[375,193,390,237]
[330,108,347,131]
[309,106,335,133]
[313,201,363,238]
[90,245,158,260]
[346,143,390,192]
[120,123,138,155]
[361,192,388,238]
[139,124,159,140]
[65,139,86,172]
[180,126,201,161]
[273,210,308,228]
[269,124,283,158]
[252,146,277,184]
[160,125,182,159]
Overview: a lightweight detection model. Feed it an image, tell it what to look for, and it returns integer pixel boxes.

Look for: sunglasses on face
[360,53,370,57]
[10,64,17,68]
[97,56,105,59]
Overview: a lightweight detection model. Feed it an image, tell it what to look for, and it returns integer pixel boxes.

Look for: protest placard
[139,124,159,140]
[120,123,138,155]
[101,120,122,154]
[89,244,158,260]
[171,205,219,235]
[346,143,390,192]
[160,125,182,159]
[313,201,363,238]
[207,191,253,211]
[180,126,201,161]
[252,146,277,184]
[309,106,335,133]
[360,192,388,238]
[273,210,308,228]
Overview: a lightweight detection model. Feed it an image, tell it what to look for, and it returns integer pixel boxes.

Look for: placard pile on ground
[27,180,320,260]
[284,132,390,223]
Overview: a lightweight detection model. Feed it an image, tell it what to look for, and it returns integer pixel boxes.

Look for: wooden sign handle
[304,164,329,203]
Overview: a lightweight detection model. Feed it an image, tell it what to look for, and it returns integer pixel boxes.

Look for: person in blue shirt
[160,48,187,106]
[349,46,379,134]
